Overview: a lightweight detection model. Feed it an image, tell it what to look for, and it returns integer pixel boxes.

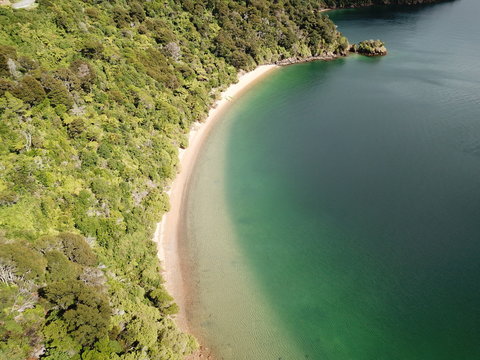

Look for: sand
[152,65,278,349]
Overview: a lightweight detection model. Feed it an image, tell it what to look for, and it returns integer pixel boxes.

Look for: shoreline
[152,50,374,359]
[152,64,278,356]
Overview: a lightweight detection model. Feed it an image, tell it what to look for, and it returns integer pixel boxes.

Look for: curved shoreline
[152,65,278,346]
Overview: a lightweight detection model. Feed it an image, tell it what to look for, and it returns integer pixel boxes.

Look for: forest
[0,0,444,359]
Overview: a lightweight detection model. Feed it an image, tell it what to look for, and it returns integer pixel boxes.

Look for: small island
[352,39,388,56]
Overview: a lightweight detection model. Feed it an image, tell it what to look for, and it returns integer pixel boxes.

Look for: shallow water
[185,1,480,358]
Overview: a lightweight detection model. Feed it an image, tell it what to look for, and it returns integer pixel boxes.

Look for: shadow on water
[327,0,458,22]
[328,1,459,44]
[223,1,480,359]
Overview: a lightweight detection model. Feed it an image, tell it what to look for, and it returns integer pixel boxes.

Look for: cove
[184,1,480,358]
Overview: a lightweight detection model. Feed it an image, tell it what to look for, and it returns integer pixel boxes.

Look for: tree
[0,190,19,206]
[0,78,14,96]
[67,118,85,137]
[0,243,46,282]
[0,261,16,285]
[46,251,81,282]
[129,2,146,22]
[147,288,179,315]
[81,40,104,60]
[164,42,182,61]
[12,76,46,105]
[41,74,74,108]
[0,45,17,77]
[69,60,96,91]
[40,280,111,347]
[80,337,122,360]
[58,233,96,266]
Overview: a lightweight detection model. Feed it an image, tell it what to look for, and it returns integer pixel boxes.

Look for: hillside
[0,0,444,359]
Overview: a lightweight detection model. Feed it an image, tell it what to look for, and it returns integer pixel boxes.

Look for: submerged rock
[352,40,388,56]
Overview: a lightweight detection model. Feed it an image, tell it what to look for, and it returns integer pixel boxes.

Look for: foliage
[12,75,46,104]
[0,242,47,281]
[355,39,388,56]
[58,233,96,266]
[40,280,111,347]
[45,250,81,282]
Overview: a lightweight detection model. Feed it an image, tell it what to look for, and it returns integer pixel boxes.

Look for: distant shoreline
[152,64,278,358]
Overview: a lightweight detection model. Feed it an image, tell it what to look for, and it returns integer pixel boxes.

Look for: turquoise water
[185,1,480,359]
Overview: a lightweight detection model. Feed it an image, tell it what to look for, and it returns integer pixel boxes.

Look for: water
[184,1,480,358]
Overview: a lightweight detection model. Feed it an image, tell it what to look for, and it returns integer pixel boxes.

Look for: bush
[147,288,179,315]
[58,233,96,266]
[69,60,96,90]
[0,243,47,281]
[12,76,46,105]
[0,190,19,206]
[85,7,100,19]
[67,118,85,137]
[46,250,81,282]
[355,39,387,56]
[112,7,131,28]
[80,149,98,168]
[0,45,17,77]
[41,74,74,108]
[17,56,38,73]
[81,40,104,59]
[54,67,81,91]
[129,2,146,22]
[0,78,14,96]
[40,280,111,346]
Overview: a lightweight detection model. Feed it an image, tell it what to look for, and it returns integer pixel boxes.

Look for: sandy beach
[152,64,278,352]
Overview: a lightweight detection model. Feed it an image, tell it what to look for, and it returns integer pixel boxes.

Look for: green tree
[58,233,96,266]
[46,251,81,282]
[12,76,46,105]
[41,280,111,347]
[0,243,47,281]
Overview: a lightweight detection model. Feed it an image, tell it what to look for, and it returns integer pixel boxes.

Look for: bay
[184,1,480,358]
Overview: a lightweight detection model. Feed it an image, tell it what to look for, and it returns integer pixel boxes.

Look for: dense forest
[0,0,444,359]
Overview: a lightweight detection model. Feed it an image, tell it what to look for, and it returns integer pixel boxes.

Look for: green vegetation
[353,39,388,56]
[0,0,444,358]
